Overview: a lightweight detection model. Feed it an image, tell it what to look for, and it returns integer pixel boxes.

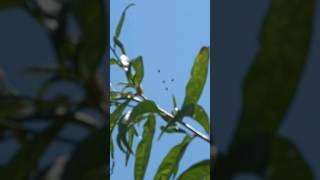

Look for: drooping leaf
[132,56,144,86]
[0,121,64,179]
[177,160,210,180]
[232,0,315,142]
[154,136,193,180]
[62,127,107,180]
[182,47,209,108]
[134,114,156,180]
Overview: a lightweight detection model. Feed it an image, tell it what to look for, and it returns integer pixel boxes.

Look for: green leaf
[177,160,210,180]
[128,100,159,125]
[172,95,178,110]
[182,47,209,107]
[125,126,136,166]
[178,104,210,134]
[0,121,64,179]
[232,0,315,142]
[0,0,23,10]
[114,3,135,39]
[134,114,156,180]
[132,56,144,86]
[70,0,107,80]
[110,101,130,134]
[268,137,314,179]
[154,136,193,180]
[62,128,107,180]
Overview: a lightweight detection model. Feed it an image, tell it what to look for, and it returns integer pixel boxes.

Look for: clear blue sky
[110,0,210,179]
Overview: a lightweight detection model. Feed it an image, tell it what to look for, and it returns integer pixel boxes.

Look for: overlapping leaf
[134,114,156,180]
[154,136,193,180]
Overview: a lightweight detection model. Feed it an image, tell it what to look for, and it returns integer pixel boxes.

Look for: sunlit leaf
[177,160,210,180]
[134,114,156,180]
[154,136,193,180]
[114,3,135,39]
[132,56,144,86]
[182,47,209,107]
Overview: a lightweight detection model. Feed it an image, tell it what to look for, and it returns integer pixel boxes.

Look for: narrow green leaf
[132,56,144,86]
[182,47,209,107]
[232,0,315,142]
[154,136,193,180]
[177,160,210,180]
[134,114,156,180]
[125,126,136,166]
[172,95,178,110]
[114,3,135,39]
[110,101,130,134]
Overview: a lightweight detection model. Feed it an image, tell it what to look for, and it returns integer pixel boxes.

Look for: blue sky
[110,0,210,179]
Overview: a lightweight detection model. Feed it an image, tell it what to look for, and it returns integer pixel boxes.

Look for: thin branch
[134,95,210,143]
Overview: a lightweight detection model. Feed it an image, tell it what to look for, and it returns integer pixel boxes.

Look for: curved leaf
[154,136,193,180]
[177,160,210,180]
[128,100,159,125]
[182,47,209,107]
[134,114,156,180]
